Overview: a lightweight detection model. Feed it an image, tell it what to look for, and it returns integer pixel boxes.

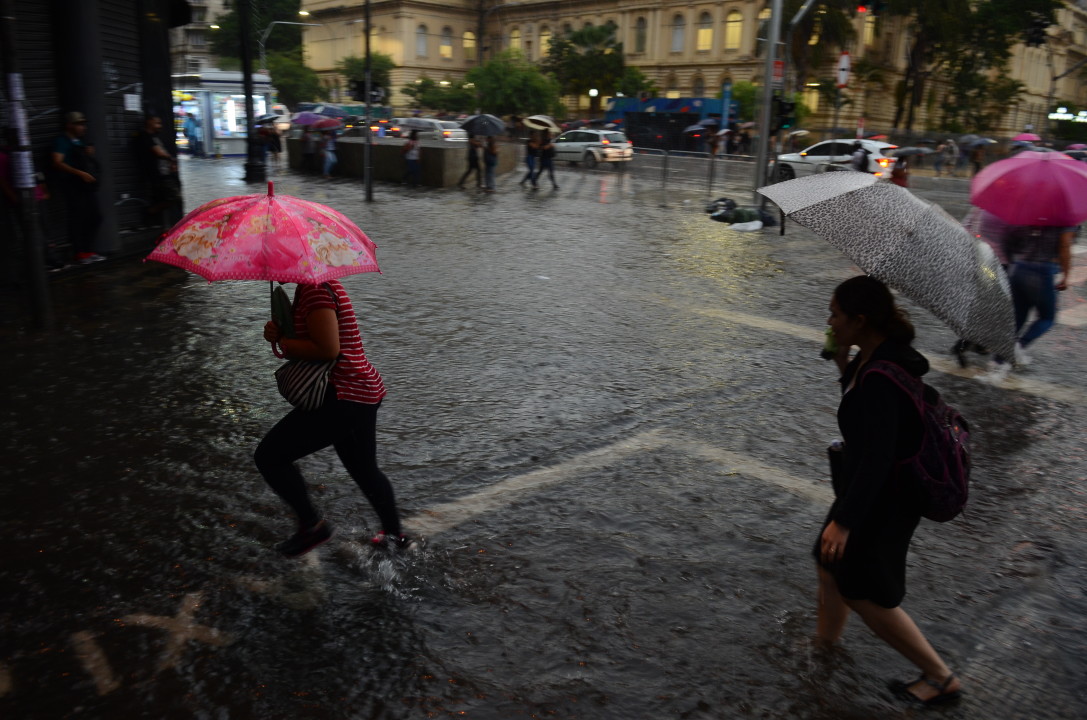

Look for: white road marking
[69,631,122,695]
[121,592,235,671]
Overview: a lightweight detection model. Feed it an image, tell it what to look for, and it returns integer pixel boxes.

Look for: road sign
[772,60,784,89]
[837,52,851,88]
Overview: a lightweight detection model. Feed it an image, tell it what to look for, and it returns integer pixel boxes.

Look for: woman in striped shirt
[256,279,408,557]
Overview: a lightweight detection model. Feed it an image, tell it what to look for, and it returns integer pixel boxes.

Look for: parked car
[389,117,468,141]
[552,129,633,167]
[776,139,898,180]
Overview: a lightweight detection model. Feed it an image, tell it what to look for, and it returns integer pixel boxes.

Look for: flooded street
[3,156,1086,719]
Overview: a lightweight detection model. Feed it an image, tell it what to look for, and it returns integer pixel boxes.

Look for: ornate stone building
[299,0,1087,137]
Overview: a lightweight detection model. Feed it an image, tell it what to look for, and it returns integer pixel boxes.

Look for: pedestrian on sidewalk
[257,280,409,556]
[135,114,181,229]
[519,131,539,186]
[301,127,318,173]
[816,276,963,707]
[533,130,558,189]
[51,111,104,264]
[483,136,498,192]
[321,130,338,179]
[457,134,482,189]
[402,130,421,187]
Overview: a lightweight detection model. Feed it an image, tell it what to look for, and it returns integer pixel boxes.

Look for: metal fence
[621,147,757,196]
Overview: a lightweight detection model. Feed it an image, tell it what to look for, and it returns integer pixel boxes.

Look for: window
[562,23,572,36]
[416,24,428,57]
[192,7,206,21]
[509,27,521,51]
[864,14,875,46]
[634,17,646,53]
[440,27,453,58]
[725,11,742,50]
[671,14,685,53]
[665,74,679,99]
[540,27,551,55]
[463,30,476,54]
[692,76,705,96]
[188,30,205,47]
[583,22,593,29]
[697,12,713,52]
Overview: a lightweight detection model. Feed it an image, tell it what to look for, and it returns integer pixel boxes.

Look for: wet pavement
[2,156,1086,719]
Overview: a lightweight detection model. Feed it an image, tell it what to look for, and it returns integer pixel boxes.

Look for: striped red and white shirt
[292,280,386,404]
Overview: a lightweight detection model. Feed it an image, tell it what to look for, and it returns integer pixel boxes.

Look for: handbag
[273,284,339,411]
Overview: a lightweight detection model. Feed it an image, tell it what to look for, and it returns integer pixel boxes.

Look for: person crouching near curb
[816,276,962,707]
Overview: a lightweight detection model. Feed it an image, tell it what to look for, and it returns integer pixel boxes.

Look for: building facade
[299,0,1087,138]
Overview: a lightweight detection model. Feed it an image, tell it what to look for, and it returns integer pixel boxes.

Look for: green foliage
[266,53,328,108]
[616,67,657,98]
[399,77,477,113]
[466,51,563,116]
[335,53,396,90]
[210,0,305,62]
[543,24,625,98]
[728,81,759,122]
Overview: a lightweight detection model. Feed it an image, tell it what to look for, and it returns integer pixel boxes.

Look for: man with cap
[52,111,104,264]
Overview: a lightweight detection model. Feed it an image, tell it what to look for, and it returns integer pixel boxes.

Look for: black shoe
[276,520,332,557]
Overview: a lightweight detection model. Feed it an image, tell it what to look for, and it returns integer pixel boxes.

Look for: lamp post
[259,20,321,72]
[588,87,598,116]
[477,1,523,65]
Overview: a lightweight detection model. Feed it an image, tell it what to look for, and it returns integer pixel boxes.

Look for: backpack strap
[859,360,927,458]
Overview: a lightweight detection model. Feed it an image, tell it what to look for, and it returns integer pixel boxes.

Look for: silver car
[391,117,468,141]
[553,129,633,167]
[776,139,898,180]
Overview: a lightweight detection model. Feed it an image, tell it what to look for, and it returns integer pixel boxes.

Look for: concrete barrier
[287,137,520,187]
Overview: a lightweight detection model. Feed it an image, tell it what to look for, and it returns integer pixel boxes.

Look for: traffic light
[350,80,365,101]
[1025,16,1049,47]
[778,100,796,130]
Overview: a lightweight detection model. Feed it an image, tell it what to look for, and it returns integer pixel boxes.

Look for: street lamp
[259,20,321,71]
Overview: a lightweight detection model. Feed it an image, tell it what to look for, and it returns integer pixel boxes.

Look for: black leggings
[255,393,401,535]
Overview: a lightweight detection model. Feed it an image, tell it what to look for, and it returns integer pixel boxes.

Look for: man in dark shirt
[52,111,104,264]
[135,114,180,228]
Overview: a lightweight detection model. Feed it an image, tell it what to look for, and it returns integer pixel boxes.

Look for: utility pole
[238,1,265,183]
[364,0,373,201]
[753,0,783,201]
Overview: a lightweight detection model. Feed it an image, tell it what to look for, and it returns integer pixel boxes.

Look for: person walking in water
[816,276,962,707]
[519,131,539,186]
[257,280,409,556]
[402,130,422,187]
[533,130,558,189]
[483,135,498,192]
[457,134,482,189]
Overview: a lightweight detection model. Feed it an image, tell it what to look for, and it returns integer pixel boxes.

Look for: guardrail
[623,147,757,195]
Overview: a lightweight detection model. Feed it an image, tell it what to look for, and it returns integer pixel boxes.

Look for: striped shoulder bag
[273,284,339,412]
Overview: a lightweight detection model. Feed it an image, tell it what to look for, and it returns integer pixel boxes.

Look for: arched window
[634,17,647,53]
[509,27,521,51]
[863,14,875,46]
[670,14,685,53]
[416,24,428,57]
[692,75,705,97]
[440,27,453,58]
[562,23,573,36]
[540,26,552,55]
[725,11,742,50]
[665,73,680,98]
[583,21,593,29]
[697,12,713,52]
[463,30,476,54]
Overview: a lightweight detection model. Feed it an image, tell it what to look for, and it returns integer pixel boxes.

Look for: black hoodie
[832,340,928,530]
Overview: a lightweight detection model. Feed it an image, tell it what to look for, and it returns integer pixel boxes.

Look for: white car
[776,139,898,180]
[553,129,633,167]
[390,117,468,141]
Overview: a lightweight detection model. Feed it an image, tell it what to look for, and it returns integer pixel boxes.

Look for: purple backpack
[863,360,972,522]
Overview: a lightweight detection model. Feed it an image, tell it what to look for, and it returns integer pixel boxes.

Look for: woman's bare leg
[816,566,851,644]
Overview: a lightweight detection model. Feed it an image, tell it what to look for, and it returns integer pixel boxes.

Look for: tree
[399,77,477,113]
[728,81,759,123]
[210,0,305,63]
[543,24,624,115]
[466,51,563,117]
[266,53,328,108]
[616,67,658,98]
[336,53,396,92]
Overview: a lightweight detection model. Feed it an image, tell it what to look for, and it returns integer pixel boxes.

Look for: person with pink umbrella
[147,183,410,556]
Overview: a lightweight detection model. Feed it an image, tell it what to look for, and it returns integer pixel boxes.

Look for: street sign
[772,60,784,89]
[837,52,851,88]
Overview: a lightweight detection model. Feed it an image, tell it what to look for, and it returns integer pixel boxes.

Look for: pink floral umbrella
[971,150,1087,226]
[1011,132,1041,142]
[145,182,380,283]
[1067,143,1087,150]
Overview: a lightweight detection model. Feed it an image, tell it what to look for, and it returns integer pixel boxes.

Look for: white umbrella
[757,172,1016,359]
[523,114,561,132]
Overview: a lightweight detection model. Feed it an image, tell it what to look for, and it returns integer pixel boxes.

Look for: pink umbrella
[1011,132,1041,142]
[971,150,1087,226]
[145,182,380,283]
[1067,143,1087,150]
[310,117,342,131]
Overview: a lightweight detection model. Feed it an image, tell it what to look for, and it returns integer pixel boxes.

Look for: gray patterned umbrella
[758,172,1016,359]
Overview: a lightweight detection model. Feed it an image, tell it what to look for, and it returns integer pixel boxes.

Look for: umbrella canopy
[292,112,325,126]
[1012,132,1041,142]
[460,114,505,136]
[968,138,996,148]
[256,113,279,124]
[523,114,560,132]
[309,117,342,131]
[145,182,380,284]
[1066,143,1087,150]
[757,172,1016,360]
[971,150,1087,226]
[698,117,721,127]
[892,146,935,157]
[959,134,980,146]
[684,124,709,134]
[788,129,810,137]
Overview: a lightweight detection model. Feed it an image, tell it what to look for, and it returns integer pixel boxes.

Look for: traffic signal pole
[753,0,783,203]
[364,0,373,201]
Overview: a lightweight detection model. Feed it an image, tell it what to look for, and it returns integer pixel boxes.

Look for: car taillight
[602,139,610,144]
[370,125,379,132]
[877,157,892,167]
[443,131,451,137]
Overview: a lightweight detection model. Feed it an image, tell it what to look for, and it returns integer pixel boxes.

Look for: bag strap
[861,360,925,417]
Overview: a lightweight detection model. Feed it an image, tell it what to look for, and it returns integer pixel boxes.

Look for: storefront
[171,69,275,156]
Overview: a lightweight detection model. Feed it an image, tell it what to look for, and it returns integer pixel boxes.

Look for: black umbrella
[892,147,935,157]
[460,114,505,136]
[698,117,721,128]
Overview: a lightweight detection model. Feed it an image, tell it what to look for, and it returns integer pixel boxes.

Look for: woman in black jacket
[816,276,961,706]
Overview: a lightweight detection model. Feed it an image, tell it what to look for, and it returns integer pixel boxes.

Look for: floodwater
[2,158,1085,719]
